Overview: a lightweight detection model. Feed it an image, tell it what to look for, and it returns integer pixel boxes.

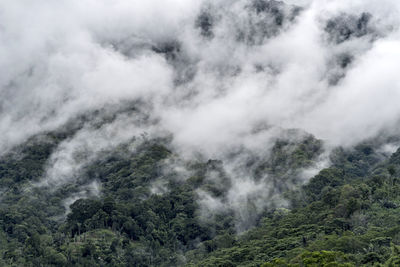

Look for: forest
[2,0,400,266]
[1,124,400,266]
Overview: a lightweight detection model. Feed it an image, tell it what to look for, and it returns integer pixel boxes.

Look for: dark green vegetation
[1,128,400,266]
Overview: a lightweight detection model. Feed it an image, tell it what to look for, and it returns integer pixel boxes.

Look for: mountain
[1,125,400,266]
[2,0,400,266]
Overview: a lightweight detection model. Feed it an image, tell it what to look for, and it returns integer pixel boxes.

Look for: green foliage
[1,130,400,266]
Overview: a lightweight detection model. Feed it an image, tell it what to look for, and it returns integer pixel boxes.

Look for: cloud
[2,0,400,228]
[2,0,400,156]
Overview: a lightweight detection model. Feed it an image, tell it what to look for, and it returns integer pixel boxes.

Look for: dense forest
[2,0,400,266]
[1,122,400,266]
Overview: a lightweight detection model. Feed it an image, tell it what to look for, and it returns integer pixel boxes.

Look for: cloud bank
[2,0,400,227]
[2,0,400,153]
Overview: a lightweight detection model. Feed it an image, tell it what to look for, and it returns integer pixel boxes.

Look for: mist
[2,0,400,229]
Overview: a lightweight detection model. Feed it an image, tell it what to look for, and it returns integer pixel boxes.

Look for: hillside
[2,0,400,266]
[1,127,400,266]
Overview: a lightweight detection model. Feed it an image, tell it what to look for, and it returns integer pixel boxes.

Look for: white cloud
[2,0,400,227]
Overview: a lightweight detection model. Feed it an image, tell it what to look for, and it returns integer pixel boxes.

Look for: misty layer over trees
[1,0,400,266]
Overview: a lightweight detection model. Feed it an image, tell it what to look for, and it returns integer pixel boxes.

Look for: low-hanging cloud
[2,0,400,227]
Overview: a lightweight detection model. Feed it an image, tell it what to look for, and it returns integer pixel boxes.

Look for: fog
[2,0,400,227]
